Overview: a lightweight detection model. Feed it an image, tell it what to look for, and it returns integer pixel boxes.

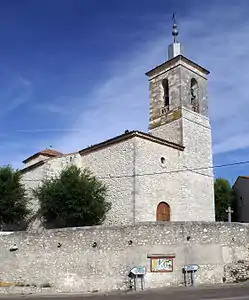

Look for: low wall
[0,222,248,294]
[224,260,249,283]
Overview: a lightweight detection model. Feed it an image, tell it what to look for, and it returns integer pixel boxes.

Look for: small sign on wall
[147,254,175,273]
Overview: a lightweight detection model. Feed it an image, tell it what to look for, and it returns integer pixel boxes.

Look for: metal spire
[168,12,183,60]
[172,12,179,43]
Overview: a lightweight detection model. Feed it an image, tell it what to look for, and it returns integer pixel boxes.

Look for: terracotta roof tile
[39,149,64,156]
[22,149,64,164]
[79,130,184,155]
[21,130,184,171]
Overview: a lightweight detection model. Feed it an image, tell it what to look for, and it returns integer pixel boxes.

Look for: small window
[160,157,165,164]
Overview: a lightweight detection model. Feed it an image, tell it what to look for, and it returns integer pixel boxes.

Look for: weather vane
[172,12,179,43]
[172,12,176,24]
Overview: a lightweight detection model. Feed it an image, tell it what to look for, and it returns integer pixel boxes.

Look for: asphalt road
[1,284,249,300]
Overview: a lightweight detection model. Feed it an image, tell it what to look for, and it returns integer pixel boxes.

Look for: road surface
[1,284,249,300]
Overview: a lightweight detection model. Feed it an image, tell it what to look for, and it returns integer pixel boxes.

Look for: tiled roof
[21,130,184,172]
[39,149,64,156]
[22,149,64,163]
[79,130,184,155]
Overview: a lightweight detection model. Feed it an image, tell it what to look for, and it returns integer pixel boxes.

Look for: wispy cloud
[16,128,83,133]
[18,76,32,87]
[50,4,249,159]
[1,95,28,116]
[3,1,249,179]
[213,133,249,156]
[0,74,33,117]
[34,96,79,116]
[34,103,74,115]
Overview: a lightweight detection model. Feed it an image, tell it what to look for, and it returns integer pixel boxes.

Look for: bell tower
[146,15,210,145]
[146,15,215,221]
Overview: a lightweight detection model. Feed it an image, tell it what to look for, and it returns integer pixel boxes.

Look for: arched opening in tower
[162,78,170,110]
[190,78,199,113]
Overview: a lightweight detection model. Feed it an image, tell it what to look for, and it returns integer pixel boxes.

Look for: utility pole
[226,206,233,223]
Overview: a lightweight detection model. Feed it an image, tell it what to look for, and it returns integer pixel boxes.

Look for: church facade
[21,21,215,225]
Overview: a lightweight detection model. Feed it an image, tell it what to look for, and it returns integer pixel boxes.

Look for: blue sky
[0,0,248,185]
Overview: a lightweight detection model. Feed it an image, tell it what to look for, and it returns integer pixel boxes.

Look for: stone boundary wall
[0,222,248,294]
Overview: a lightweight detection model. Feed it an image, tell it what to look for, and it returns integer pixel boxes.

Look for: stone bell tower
[146,15,215,221]
[146,15,209,145]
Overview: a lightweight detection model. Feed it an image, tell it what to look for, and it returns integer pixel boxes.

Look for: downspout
[132,138,137,224]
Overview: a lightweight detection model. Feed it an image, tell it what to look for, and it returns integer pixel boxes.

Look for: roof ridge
[22,148,64,164]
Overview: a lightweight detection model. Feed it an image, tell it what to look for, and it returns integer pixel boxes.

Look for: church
[20,19,215,226]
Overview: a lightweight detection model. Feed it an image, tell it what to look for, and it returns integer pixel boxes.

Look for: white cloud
[53,37,166,152]
[50,6,249,159]
[5,3,249,170]
[0,95,29,116]
[34,96,80,116]
[213,133,249,156]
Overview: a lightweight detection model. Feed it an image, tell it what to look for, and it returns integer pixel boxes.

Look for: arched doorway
[156,202,170,221]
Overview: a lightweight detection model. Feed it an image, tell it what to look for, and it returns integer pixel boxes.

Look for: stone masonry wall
[80,139,135,226]
[149,118,182,145]
[21,153,83,214]
[134,135,214,222]
[134,137,185,222]
[180,60,209,117]
[23,155,49,168]
[21,164,46,213]
[0,222,248,295]
[21,131,214,229]
[224,260,249,283]
[181,107,215,221]
[148,63,183,145]
[21,138,136,228]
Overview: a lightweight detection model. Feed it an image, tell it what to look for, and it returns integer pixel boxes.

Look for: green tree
[33,165,111,228]
[214,178,236,221]
[0,165,30,229]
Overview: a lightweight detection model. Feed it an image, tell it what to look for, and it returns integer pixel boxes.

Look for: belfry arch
[162,78,169,108]
[190,78,199,113]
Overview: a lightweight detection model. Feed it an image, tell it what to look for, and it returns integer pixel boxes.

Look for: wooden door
[156,202,170,221]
